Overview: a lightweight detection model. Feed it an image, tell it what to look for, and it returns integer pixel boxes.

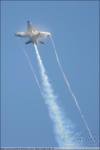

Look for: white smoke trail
[23,49,41,91]
[50,36,95,144]
[34,44,81,147]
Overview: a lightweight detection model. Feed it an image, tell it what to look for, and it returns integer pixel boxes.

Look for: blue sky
[1,1,99,147]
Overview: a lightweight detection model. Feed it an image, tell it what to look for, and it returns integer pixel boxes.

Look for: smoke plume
[33,44,80,147]
[50,36,95,144]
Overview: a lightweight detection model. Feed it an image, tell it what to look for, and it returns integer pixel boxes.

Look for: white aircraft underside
[15,21,51,45]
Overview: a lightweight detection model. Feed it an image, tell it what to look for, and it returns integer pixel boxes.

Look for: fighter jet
[15,21,51,45]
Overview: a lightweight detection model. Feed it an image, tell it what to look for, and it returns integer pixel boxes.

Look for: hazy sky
[1,1,99,147]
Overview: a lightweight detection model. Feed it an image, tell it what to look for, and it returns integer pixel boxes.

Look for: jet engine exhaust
[33,44,81,147]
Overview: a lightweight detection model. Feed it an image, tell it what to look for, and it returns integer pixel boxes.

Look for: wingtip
[15,32,18,36]
[47,32,51,36]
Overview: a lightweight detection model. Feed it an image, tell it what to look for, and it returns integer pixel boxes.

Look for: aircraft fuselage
[15,21,51,45]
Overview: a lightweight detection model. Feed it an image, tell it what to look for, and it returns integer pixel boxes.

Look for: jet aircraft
[15,21,51,45]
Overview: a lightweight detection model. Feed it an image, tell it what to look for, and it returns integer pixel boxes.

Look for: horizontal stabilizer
[25,40,32,44]
[39,41,45,44]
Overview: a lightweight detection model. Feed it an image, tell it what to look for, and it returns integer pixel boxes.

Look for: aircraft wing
[27,21,38,32]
